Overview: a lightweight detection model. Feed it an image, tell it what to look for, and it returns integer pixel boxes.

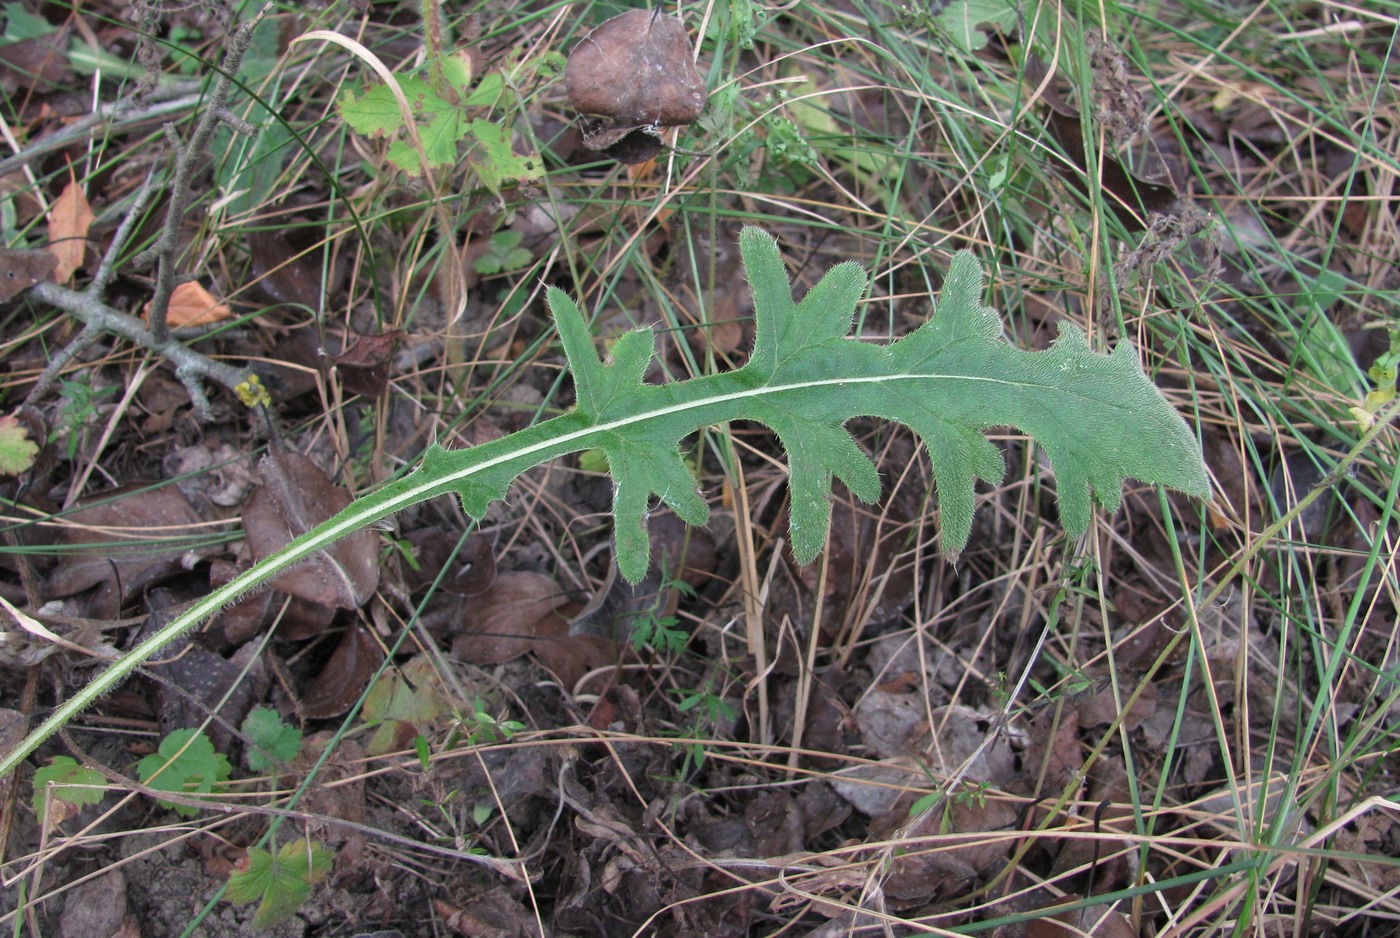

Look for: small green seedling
[630,613,689,655]
[226,838,333,928]
[50,376,119,460]
[338,67,541,191]
[137,728,232,817]
[32,756,105,827]
[459,698,524,745]
[475,229,533,276]
[241,707,303,772]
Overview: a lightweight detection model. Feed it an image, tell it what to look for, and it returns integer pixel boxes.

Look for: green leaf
[32,756,104,819]
[0,227,1210,778]
[337,79,414,138]
[466,118,541,194]
[339,226,1207,582]
[241,707,302,771]
[227,838,333,928]
[3,3,56,41]
[463,71,506,108]
[934,0,1020,53]
[338,75,456,175]
[136,729,231,817]
[0,413,38,474]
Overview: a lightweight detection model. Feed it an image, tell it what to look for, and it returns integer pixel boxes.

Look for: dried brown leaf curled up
[565,8,707,160]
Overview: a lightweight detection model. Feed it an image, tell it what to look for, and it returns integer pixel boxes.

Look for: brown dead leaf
[872,795,1019,904]
[448,571,615,689]
[144,281,232,328]
[1025,55,1180,229]
[44,484,207,619]
[1026,903,1137,938]
[242,451,379,610]
[331,330,403,398]
[46,179,94,283]
[432,889,532,938]
[400,528,494,596]
[452,571,569,664]
[565,9,707,161]
[247,229,330,309]
[0,247,58,301]
[302,623,384,719]
[530,609,618,693]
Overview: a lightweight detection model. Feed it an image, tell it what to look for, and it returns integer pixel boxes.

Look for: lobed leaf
[425,227,1209,579]
[0,227,1211,779]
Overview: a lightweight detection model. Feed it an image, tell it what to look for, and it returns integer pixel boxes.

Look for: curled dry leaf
[46,179,94,283]
[144,281,232,329]
[331,330,404,398]
[565,9,707,159]
[302,622,384,719]
[242,451,379,610]
[453,572,614,689]
[247,229,334,309]
[451,571,569,665]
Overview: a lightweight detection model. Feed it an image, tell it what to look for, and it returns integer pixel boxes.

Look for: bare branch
[27,282,252,420]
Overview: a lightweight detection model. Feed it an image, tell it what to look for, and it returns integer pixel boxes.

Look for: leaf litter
[1,1,1397,935]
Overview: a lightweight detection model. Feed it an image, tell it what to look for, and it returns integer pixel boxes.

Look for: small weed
[136,729,232,818]
[226,838,333,929]
[457,698,524,745]
[49,376,118,460]
[474,230,533,276]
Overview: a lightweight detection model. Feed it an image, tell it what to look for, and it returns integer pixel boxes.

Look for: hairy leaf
[0,228,1209,779]
[395,227,1209,580]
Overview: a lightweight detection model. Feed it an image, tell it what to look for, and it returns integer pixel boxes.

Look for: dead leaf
[565,9,707,157]
[1026,903,1137,938]
[452,571,569,664]
[302,623,384,719]
[247,229,326,309]
[530,608,618,692]
[400,528,494,596]
[331,330,403,398]
[433,889,533,938]
[1025,55,1180,229]
[871,795,1019,904]
[44,484,207,619]
[46,179,94,283]
[144,281,232,329]
[242,450,379,610]
[0,247,58,301]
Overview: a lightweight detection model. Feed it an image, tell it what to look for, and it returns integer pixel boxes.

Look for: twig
[0,85,203,180]
[27,281,251,419]
[133,10,265,343]
[22,12,271,418]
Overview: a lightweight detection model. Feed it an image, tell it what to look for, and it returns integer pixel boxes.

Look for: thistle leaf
[0,228,1212,779]
[421,226,1208,579]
